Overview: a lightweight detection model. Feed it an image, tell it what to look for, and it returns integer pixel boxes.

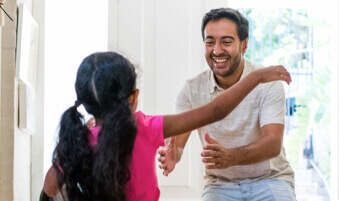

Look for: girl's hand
[255,65,292,85]
[86,117,96,129]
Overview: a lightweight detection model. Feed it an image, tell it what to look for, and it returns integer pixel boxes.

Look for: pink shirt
[88,111,164,201]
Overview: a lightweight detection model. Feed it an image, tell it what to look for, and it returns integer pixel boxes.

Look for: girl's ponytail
[92,98,137,201]
[52,101,93,201]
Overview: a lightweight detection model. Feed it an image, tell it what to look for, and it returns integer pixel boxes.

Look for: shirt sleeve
[259,81,286,127]
[137,112,165,148]
[175,82,193,113]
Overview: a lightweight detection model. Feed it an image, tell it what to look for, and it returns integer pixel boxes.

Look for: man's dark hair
[201,8,249,41]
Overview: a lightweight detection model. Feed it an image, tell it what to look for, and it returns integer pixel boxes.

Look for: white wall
[31,0,45,200]
[0,27,1,143]
[0,1,34,201]
[44,0,108,174]
[14,1,35,200]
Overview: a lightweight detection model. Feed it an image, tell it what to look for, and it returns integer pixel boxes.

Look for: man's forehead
[204,19,238,39]
[204,30,238,40]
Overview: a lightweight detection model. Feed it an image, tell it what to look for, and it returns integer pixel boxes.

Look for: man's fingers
[157,156,165,163]
[158,148,167,156]
[201,150,218,157]
[159,164,168,170]
[163,170,169,177]
[203,144,221,151]
[169,136,176,144]
[169,137,176,149]
[202,157,218,164]
[206,164,222,169]
[204,133,219,144]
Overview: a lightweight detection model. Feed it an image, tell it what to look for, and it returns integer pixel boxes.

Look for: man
[158,8,296,200]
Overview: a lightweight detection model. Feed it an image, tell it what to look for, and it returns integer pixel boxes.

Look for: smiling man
[158,8,296,201]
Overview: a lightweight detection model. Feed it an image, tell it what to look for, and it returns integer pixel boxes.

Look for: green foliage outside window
[239,8,332,185]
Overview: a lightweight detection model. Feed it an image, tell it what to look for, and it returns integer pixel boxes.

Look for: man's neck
[215,58,245,89]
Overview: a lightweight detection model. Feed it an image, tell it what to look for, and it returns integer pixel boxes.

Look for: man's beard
[211,56,241,77]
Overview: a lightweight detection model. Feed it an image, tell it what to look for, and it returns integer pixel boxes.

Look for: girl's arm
[43,166,59,197]
[163,66,291,138]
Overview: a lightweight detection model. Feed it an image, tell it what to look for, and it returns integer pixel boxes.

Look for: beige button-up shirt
[175,59,294,187]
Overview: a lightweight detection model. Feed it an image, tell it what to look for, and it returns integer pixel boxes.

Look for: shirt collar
[209,58,251,94]
[239,58,252,81]
[209,70,222,93]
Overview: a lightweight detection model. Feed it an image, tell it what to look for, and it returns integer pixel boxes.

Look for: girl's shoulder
[134,111,164,148]
[134,111,163,128]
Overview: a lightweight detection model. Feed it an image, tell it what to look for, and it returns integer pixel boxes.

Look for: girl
[43,52,291,201]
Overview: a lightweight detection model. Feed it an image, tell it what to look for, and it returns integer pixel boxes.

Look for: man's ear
[241,39,248,54]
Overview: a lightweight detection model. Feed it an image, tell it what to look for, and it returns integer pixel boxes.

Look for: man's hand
[157,137,181,176]
[201,133,233,169]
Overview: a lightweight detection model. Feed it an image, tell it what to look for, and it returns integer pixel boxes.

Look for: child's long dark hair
[52,52,137,201]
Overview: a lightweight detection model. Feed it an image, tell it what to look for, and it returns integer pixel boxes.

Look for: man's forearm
[202,125,284,169]
[227,137,281,167]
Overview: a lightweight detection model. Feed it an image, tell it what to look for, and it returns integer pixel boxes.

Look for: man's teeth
[214,58,229,62]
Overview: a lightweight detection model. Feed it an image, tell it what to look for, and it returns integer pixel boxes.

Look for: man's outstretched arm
[201,124,284,169]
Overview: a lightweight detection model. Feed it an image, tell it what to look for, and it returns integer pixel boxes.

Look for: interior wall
[0,0,33,200]
[14,1,36,200]
[15,0,33,199]
[0,26,1,152]
[0,1,17,200]
[31,0,45,200]
[44,0,108,176]
[0,0,45,200]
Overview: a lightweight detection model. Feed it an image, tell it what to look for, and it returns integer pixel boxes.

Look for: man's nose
[213,43,224,55]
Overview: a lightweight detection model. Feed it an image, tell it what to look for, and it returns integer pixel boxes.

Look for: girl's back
[88,111,164,201]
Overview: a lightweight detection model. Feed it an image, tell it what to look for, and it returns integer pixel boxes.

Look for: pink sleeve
[136,111,165,148]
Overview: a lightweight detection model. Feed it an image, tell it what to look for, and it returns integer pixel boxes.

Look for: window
[232,5,335,199]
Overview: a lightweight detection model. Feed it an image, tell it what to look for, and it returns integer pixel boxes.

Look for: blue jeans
[202,179,296,201]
